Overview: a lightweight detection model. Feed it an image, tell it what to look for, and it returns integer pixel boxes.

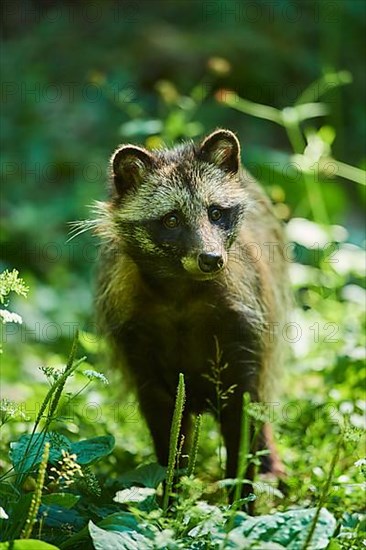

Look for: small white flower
[0,309,23,324]
[83,370,109,385]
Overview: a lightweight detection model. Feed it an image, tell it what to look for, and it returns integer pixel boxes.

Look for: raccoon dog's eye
[163,212,180,229]
[209,207,223,222]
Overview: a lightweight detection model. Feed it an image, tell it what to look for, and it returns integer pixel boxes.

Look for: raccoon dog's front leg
[220,395,256,498]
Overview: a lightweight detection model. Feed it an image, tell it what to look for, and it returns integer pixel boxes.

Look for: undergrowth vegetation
[1,3,365,545]
[1,71,365,548]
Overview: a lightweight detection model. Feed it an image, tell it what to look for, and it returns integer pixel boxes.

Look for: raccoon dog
[95,129,289,497]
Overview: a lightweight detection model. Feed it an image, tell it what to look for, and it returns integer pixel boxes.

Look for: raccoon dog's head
[109,129,248,281]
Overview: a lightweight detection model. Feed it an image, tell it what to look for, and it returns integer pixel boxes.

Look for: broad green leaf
[88,521,152,550]
[250,545,285,549]
[97,512,146,532]
[60,511,143,549]
[118,463,166,488]
[232,507,336,549]
[39,504,85,530]
[0,541,59,550]
[41,492,80,509]
[188,503,225,537]
[114,487,155,504]
[70,435,115,464]
[10,433,71,474]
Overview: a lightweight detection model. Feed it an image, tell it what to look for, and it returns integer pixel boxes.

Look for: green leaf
[39,504,85,530]
[70,435,115,465]
[60,512,143,549]
[5,493,33,540]
[0,482,20,501]
[10,433,71,474]
[326,542,341,550]
[88,521,152,550]
[41,493,80,509]
[0,541,59,550]
[97,512,143,533]
[114,487,155,504]
[118,463,166,489]
[10,433,114,474]
[187,503,225,538]
[232,507,336,549]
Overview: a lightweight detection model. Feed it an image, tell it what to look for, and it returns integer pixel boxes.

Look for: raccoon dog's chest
[144,295,218,367]
[125,289,257,412]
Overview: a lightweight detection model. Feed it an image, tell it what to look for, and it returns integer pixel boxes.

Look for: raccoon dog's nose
[198,253,224,273]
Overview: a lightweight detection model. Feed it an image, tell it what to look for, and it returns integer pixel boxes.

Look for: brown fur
[93,129,290,504]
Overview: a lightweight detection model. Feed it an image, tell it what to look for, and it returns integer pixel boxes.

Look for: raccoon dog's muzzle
[198,252,225,273]
[181,249,227,279]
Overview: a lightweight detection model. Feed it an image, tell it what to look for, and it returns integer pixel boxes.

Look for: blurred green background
[1,0,365,390]
[0,0,365,520]
[1,0,365,408]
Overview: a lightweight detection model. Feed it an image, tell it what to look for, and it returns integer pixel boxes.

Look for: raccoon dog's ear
[111,145,155,195]
[198,129,240,173]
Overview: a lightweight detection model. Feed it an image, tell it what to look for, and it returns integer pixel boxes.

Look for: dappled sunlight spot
[332,244,366,276]
[287,217,330,248]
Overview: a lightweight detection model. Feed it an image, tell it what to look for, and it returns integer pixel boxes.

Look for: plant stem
[21,442,50,539]
[163,373,185,513]
[296,71,352,105]
[187,414,202,477]
[302,435,342,550]
[284,120,329,225]
[16,333,85,487]
[321,157,366,185]
[221,93,283,125]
